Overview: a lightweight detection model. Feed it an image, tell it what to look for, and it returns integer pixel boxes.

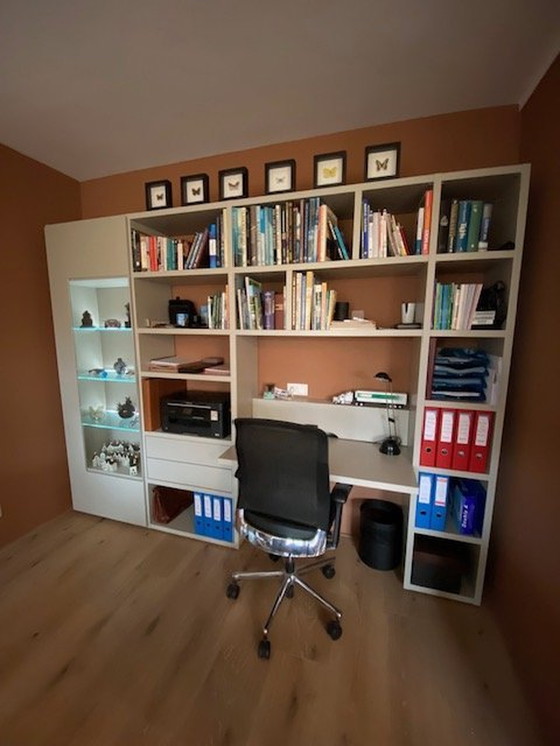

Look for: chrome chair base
[229,555,343,651]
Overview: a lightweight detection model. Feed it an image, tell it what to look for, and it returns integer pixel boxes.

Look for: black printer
[160,390,231,438]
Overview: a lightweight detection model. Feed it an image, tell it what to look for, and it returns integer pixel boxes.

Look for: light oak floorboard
[0,512,543,746]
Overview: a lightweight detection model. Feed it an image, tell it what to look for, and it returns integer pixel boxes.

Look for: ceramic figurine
[80,310,94,327]
[117,396,135,418]
[113,357,127,376]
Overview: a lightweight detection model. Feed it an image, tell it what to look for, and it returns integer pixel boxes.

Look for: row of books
[360,204,410,258]
[420,407,494,473]
[290,271,337,330]
[236,277,269,330]
[429,347,500,404]
[416,473,486,536]
[194,492,234,542]
[433,282,483,330]
[130,219,225,272]
[206,290,229,329]
[438,199,493,253]
[231,198,349,267]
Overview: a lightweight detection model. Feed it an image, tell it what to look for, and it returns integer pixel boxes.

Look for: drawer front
[145,433,230,466]
[147,457,232,494]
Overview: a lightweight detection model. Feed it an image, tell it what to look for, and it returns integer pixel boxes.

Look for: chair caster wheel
[258,639,271,659]
[322,564,336,579]
[326,620,342,640]
[286,584,294,599]
[226,582,240,599]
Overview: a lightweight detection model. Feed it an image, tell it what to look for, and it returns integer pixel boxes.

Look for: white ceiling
[1,0,558,182]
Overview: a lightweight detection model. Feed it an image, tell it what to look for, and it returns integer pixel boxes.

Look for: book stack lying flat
[148,356,224,373]
[148,356,192,372]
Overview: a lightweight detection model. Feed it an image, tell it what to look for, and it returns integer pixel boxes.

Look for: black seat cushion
[244,510,318,541]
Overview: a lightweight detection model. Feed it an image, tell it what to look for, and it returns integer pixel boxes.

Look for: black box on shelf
[411,536,470,594]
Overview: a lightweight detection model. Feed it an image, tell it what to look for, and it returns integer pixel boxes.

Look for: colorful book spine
[455,200,471,251]
[478,202,493,250]
[447,199,459,252]
[421,189,433,255]
[466,200,483,252]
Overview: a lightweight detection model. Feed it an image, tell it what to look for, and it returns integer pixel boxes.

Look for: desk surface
[220,437,418,495]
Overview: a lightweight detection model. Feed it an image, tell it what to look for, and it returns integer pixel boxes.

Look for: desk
[219,437,418,495]
[220,436,418,592]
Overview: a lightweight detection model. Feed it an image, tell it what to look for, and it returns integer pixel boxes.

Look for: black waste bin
[358,499,403,570]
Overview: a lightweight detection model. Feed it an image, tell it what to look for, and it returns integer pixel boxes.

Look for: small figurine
[117,396,135,419]
[104,318,122,328]
[124,302,131,328]
[80,310,94,328]
[113,357,127,376]
[88,405,105,422]
[88,368,108,378]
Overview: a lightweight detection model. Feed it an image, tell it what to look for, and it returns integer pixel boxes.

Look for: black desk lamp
[374,371,401,456]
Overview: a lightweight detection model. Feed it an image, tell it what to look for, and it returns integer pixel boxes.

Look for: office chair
[226,417,352,659]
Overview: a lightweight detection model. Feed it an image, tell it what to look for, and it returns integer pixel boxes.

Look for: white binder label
[440,411,454,443]
[418,475,432,504]
[474,414,490,446]
[434,477,449,506]
[424,410,438,441]
[223,499,231,522]
[456,412,471,444]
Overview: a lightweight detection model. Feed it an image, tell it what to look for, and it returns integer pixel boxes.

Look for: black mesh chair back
[234,417,331,532]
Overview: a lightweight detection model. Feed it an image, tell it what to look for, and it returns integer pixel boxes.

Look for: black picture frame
[180,173,209,206]
[265,159,296,194]
[145,180,172,210]
[365,142,401,181]
[219,167,249,200]
[313,151,346,188]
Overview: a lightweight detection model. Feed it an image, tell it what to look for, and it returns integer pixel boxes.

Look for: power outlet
[287,382,308,397]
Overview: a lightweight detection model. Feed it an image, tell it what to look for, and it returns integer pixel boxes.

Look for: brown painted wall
[0,145,81,546]
[488,56,560,745]
[81,106,520,217]
[80,105,522,401]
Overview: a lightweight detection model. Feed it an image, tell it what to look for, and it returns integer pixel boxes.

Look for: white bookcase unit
[46,164,529,603]
[45,217,146,526]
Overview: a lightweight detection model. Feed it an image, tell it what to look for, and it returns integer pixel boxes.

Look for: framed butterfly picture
[181,173,209,206]
[313,151,346,188]
[145,180,173,210]
[365,142,400,181]
[265,159,296,194]
[219,167,249,200]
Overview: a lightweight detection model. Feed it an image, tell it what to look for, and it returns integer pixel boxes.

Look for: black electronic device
[168,297,197,328]
[160,390,231,438]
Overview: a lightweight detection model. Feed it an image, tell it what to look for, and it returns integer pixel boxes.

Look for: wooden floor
[0,512,543,746]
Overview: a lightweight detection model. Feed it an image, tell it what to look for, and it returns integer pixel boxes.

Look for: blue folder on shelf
[202,494,213,537]
[416,472,434,528]
[193,492,205,536]
[222,496,234,543]
[210,494,223,540]
[430,475,450,531]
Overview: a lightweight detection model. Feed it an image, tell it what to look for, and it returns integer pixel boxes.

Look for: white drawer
[147,457,232,494]
[145,433,230,466]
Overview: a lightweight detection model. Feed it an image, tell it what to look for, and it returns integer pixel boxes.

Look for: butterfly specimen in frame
[180,174,209,205]
[227,180,240,190]
[314,153,345,187]
[365,143,400,181]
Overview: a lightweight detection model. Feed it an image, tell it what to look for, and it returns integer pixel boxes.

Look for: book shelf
[46,164,529,603]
